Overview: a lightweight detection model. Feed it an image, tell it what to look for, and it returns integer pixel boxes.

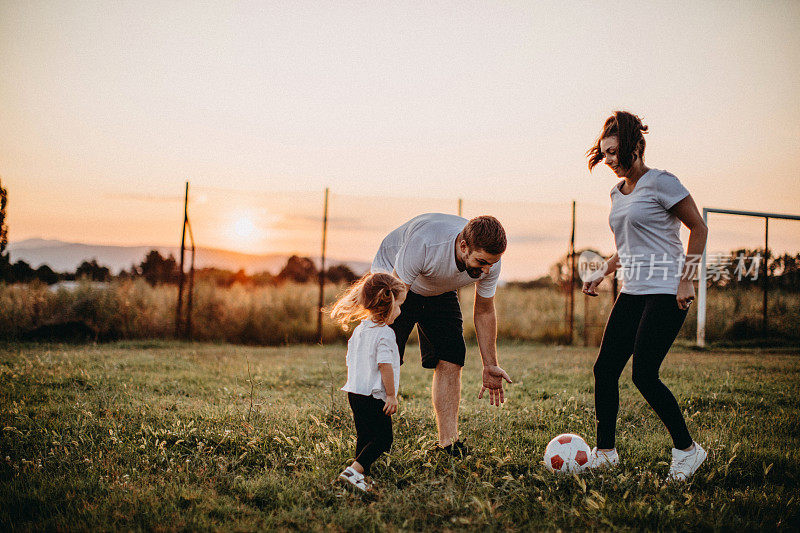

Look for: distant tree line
[709,248,800,290]
[0,174,795,290]
[2,246,799,290]
[547,248,800,292]
[0,250,360,286]
[0,177,8,278]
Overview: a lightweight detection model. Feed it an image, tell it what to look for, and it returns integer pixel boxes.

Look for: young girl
[331,272,407,492]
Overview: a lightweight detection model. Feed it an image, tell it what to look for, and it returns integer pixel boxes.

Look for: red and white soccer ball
[543,433,591,474]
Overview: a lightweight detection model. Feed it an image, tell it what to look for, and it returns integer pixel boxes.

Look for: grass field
[1,340,799,531]
[5,280,800,345]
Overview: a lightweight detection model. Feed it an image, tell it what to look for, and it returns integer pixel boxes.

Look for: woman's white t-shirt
[341,319,401,401]
[609,168,690,295]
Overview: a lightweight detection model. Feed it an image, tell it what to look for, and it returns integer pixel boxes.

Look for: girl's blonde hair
[330,272,407,329]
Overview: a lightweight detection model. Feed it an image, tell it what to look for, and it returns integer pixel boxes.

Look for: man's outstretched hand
[478,365,513,406]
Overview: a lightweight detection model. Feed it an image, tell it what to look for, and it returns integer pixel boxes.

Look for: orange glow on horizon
[217,211,268,254]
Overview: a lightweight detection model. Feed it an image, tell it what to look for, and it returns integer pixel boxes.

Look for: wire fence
[173,184,621,343]
[179,184,799,345]
[10,182,797,346]
[186,185,620,279]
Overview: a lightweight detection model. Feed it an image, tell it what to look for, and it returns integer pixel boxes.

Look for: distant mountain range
[7,239,371,275]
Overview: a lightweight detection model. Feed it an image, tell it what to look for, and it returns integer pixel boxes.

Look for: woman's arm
[582,252,621,296]
[669,194,708,309]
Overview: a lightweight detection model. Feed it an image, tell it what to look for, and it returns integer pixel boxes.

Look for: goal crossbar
[697,207,800,346]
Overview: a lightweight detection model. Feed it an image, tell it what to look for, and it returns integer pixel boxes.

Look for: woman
[582,111,708,481]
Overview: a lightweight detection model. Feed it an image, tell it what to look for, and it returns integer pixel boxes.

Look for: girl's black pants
[348,392,393,475]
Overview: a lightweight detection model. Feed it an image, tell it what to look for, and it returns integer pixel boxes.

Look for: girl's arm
[378,363,398,415]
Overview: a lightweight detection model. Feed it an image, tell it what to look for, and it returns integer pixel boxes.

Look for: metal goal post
[697,207,800,347]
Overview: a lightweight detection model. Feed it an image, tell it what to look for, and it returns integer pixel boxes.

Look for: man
[372,213,512,456]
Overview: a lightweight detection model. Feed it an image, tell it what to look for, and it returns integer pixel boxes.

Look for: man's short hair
[463,216,506,255]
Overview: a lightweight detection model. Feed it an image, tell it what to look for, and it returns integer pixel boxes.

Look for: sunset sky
[1,1,798,278]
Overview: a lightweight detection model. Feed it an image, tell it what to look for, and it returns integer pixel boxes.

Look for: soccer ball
[543,433,591,474]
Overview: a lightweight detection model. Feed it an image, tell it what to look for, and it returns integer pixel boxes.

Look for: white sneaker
[588,447,619,469]
[667,442,707,482]
[338,466,370,492]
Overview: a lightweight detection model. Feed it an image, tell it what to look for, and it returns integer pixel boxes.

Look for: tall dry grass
[469,285,800,344]
[1,280,798,345]
[0,280,347,344]
[460,286,615,344]
[679,286,800,343]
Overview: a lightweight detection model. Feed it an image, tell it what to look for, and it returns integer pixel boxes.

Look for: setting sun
[233,215,257,240]
[220,212,267,253]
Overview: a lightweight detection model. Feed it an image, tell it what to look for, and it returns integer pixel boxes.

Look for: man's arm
[474,291,512,406]
[391,233,426,288]
[391,269,412,291]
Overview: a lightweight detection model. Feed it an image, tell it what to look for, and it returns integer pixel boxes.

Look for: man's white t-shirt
[371,213,501,298]
[609,168,690,295]
[340,319,401,401]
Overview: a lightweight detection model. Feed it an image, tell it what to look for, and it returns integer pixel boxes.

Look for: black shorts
[389,290,466,369]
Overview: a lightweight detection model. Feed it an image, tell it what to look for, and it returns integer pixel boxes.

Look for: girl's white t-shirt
[609,168,690,295]
[341,319,401,401]
[371,213,501,298]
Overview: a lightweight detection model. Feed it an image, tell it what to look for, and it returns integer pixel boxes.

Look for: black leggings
[348,393,393,475]
[594,293,693,450]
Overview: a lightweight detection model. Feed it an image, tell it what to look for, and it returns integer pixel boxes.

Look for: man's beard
[457,246,483,278]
